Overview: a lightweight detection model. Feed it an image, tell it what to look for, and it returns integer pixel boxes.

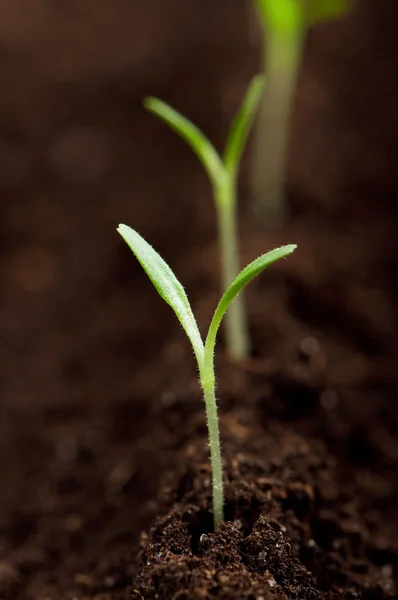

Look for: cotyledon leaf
[223,75,265,179]
[117,224,204,365]
[205,244,297,358]
[143,97,225,190]
[254,0,304,34]
[254,0,353,34]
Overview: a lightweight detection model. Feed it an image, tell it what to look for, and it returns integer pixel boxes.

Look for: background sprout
[251,0,353,226]
[144,76,264,361]
[117,224,296,529]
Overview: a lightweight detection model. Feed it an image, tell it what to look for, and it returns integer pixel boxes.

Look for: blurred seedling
[251,0,353,226]
[144,76,264,361]
[117,224,296,529]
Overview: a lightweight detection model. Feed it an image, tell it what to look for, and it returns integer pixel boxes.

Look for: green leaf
[254,0,304,34]
[254,0,353,33]
[304,0,353,26]
[205,244,297,357]
[144,97,225,189]
[117,224,204,365]
[223,75,265,179]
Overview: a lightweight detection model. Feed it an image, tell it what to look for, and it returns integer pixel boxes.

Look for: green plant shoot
[251,0,353,226]
[144,76,264,361]
[117,223,296,529]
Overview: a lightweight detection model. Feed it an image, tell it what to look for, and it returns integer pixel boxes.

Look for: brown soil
[1,1,398,599]
[134,408,394,599]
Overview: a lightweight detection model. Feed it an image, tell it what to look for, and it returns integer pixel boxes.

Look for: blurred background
[0,0,397,597]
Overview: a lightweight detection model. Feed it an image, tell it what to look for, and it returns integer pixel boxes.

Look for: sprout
[117,224,296,529]
[251,0,353,226]
[144,76,264,361]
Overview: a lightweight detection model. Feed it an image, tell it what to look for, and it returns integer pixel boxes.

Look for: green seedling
[251,0,353,226]
[144,76,264,361]
[117,224,296,529]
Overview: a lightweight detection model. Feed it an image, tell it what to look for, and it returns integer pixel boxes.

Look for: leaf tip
[272,243,297,260]
[117,223,130,237]
[143,96,156,111]
[272,243,297,257]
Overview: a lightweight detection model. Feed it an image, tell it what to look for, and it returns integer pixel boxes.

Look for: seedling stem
[215,177,249,358]
[252,25,304,226]
[251,0,353,226]
[144,76,264,360]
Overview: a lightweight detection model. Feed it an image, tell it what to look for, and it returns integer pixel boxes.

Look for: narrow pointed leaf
[144,97,225,188]
[205,244,297,355]
[117,224,204,364]
[223,75,265,178]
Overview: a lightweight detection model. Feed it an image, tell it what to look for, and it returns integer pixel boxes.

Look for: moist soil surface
[1,1,398,599]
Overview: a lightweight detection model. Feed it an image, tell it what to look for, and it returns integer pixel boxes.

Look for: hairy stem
[251,28,305,227]
[216,180,249,359]
[200,360,223,529]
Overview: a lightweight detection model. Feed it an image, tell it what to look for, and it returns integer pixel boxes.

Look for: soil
[1,1,398,599]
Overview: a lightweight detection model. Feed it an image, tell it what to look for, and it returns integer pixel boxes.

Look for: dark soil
[1,1,398,599]
[134,409,395,599]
